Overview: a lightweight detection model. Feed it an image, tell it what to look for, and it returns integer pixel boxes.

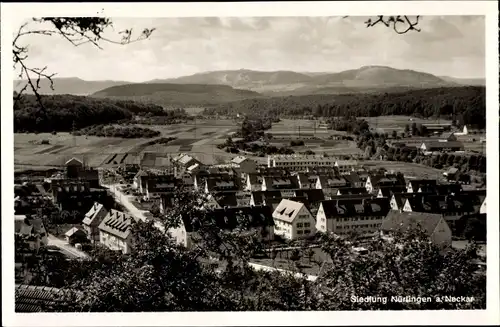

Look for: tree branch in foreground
[13,17,155,107]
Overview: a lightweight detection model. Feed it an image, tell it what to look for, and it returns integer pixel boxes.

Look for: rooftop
[273,199,307,223]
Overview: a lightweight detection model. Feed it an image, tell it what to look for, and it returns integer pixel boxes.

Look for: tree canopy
[204,86,486,129]
[24,188,486,312]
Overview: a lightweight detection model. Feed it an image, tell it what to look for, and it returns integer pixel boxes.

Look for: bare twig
[363,15,421,34]
[13,17,155,105]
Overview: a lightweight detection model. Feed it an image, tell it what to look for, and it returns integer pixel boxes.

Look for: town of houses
[15,149,486,266]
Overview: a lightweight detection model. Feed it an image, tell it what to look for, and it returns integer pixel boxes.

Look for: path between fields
[103,183,148,222]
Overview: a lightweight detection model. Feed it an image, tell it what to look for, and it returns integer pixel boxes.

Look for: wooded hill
[14,94,169,133]
[205,86,486,129]
[92,83,262,107]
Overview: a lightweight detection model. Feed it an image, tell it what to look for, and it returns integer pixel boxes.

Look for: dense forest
[73,125,161,138]
[13,94,168,133]
[205,86,486,129]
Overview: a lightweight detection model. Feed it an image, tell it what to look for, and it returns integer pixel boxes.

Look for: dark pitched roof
[369,173,406,187]
[343,172,362,186]
[317,175,347,188]
[434,183,463,195]
[181,205,274,232]
[422,141,464,149]
[82,202,108,226]
[381,211,444,236]
[257,167,291,175]
[145,175,179,193]
[337,187,368,195]
[98,209,138,240]
[392,192,432,208]
[208,166,241,176]
[15,284,74,312]
[247,173,262,185]
[251,190,283,205]
[407,179,437,189]
[205,175,240,191]
[327,194,373,201]
[320,197,390,217]
[212,191,239,207]
[263,175,299,190]
[377,186,407,197]
[65,157,83,166]
[294,189,326,204]
[406,194,475,214]
[306,166,340,175]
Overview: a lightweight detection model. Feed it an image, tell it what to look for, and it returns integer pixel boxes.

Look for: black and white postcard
[2,1,499,326]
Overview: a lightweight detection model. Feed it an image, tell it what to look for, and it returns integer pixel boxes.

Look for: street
[102,183,148,222]
[47,235,89,259]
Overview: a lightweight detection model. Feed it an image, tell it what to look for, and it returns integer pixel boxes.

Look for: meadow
[15,116,459,171]
[14,120,239,170]
[362,115,453,133]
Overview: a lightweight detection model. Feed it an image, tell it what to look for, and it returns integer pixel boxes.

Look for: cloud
[15,15,485,81]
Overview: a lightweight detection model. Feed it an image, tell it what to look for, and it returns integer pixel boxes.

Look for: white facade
[268,155,338,171]
[315,203,384,235]
[168,223,197,249]
[272,200,316,240]
[232,157,257,174]
[430,218,453,248]
[99,230,132,254]
[335,160,359,174]
[389,195,403,210]
[402,199,413,212]
[454,125,469,136]
[245,175,262,192]
[480,196,487,214]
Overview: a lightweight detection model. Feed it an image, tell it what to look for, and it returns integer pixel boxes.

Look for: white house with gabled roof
[272,199,316,240]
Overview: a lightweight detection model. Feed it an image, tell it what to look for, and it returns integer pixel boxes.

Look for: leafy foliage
[14,94,167,133]
[21,188,484,312]
[73,125,161,139]
[13,18,154,105]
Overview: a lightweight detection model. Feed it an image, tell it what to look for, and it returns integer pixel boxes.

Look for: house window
[304,223,310,227]
[304,230,311,234]
[297,230,303,235]
[297,223,303,228]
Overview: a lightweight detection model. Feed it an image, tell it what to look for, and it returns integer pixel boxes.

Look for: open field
[362,115,453,133]
[14,120,239,170]
[270,119,328,135]
[360,160,445,180]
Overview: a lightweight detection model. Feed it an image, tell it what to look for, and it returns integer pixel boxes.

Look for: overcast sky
[18,16,485,82]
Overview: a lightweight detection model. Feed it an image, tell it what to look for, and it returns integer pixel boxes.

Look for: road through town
[47,235,89,259]
[102,183,148,222]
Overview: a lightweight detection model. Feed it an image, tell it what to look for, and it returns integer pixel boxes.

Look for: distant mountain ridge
[146,66,461,94]
[438,76,486,86]
[13,77,130,96]
[13,66,483,105]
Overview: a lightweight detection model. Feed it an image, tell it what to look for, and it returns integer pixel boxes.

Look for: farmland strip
[120,153,128,164]
[106,154,118,164]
